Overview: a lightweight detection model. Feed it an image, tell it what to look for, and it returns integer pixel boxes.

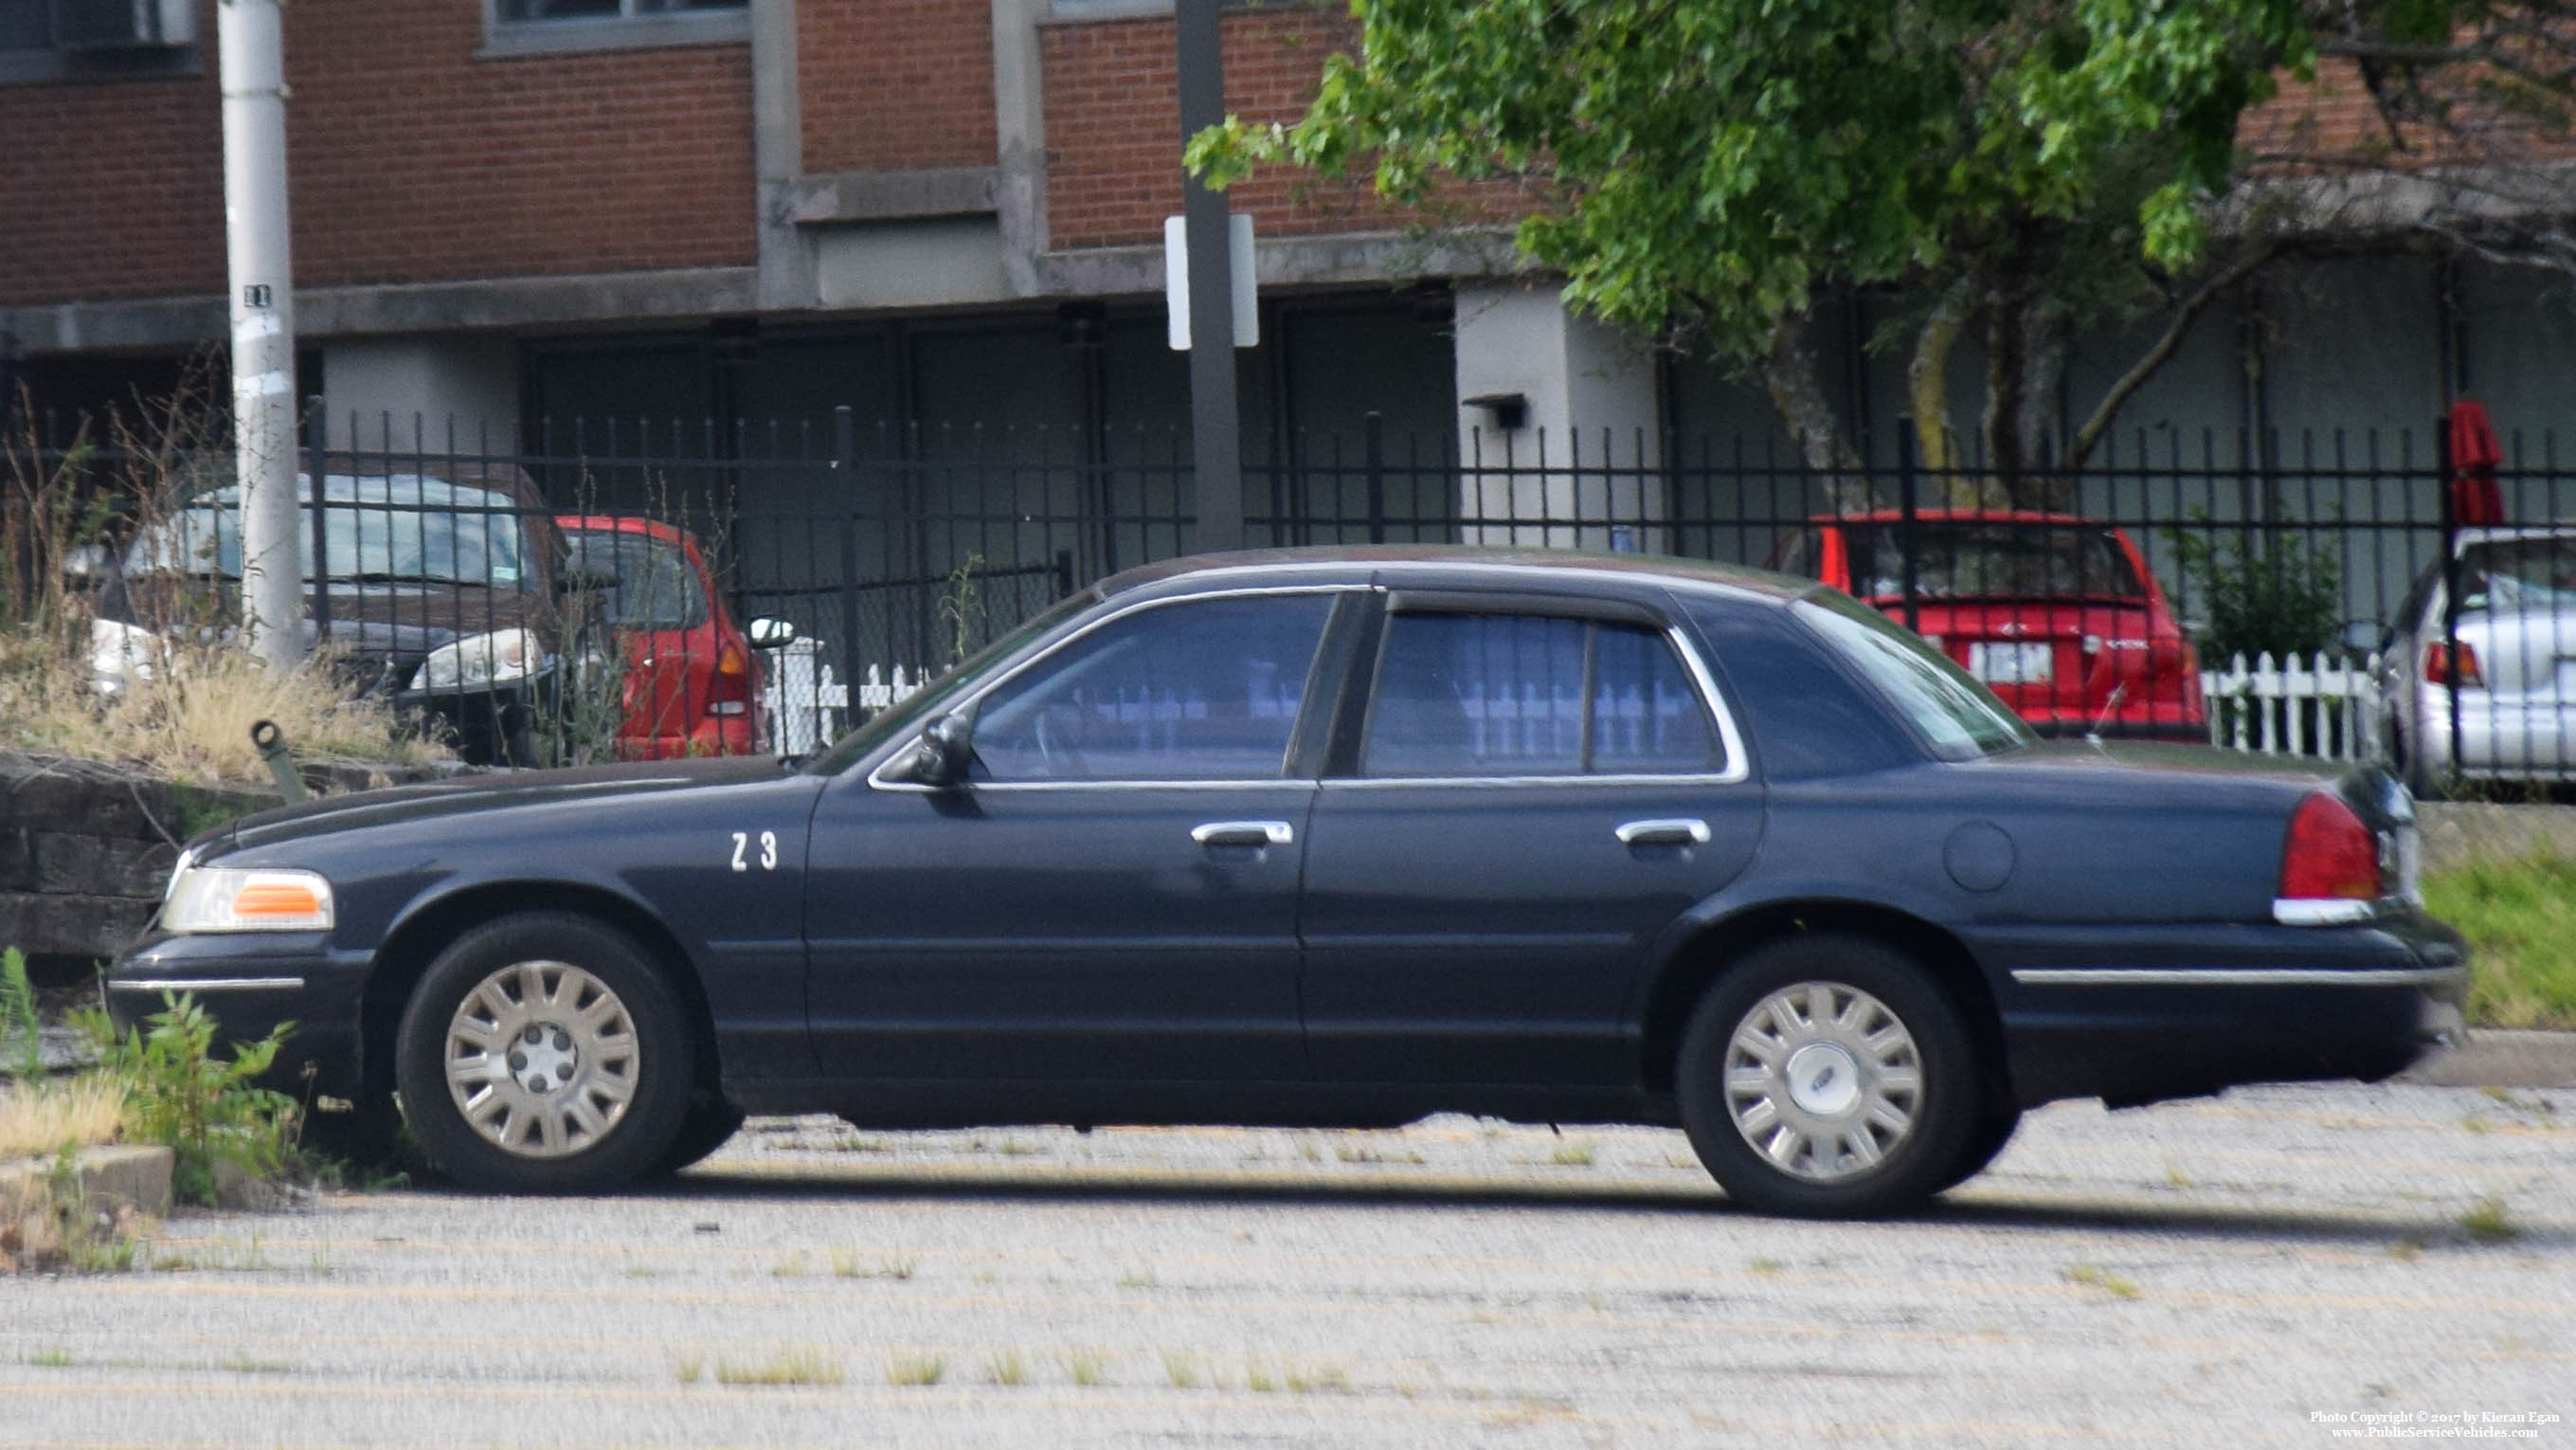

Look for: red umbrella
[2447,399,2506,525]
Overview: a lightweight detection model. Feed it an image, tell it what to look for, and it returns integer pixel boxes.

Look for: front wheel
[1676,933,1979,1219]
[394,913,694,1193]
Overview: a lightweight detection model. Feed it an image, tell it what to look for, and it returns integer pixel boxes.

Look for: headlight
[416,627,547,692]
[162,866,334,933]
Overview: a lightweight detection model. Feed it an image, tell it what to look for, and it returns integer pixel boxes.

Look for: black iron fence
[10,401,2572,788]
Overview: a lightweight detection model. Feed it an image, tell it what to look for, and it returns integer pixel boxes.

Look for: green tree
[1191,1,2576,498]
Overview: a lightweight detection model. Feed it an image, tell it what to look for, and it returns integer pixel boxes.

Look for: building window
[1,0,199,83]
[497,0,742,20]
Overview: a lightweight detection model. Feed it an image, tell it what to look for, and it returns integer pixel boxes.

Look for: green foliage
[2168,524,2345,662]
[76,993,297,1205]
[2,948,38,1082]
[2422,845,2576,1029]
[1189,0,2314,355]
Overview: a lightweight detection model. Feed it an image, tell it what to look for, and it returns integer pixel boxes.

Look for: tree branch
[2067,241,2282,467]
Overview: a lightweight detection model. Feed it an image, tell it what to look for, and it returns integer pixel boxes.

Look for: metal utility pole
[220,0,302,669]
[1175,0,1243,552]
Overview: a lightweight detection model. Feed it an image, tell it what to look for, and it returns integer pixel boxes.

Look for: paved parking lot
[2,1082,2568,1448]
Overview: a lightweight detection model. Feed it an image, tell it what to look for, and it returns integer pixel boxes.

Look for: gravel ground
[1,1082,2568,1448]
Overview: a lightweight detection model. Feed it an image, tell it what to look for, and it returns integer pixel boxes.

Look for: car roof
[1093,544,1808,604]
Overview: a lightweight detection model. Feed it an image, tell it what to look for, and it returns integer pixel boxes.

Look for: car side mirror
[747,616,797,650]
[900,710,978,789]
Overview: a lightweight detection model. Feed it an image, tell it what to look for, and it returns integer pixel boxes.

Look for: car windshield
[126,475,532,589]
[802,589,1100,774]
[565,530,707,628]
[2459,536,2576,613]
[1792,592,2033,759]
[1845,521,2145,602]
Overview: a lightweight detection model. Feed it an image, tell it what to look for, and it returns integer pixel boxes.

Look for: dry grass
[0,630,445,786]
[0,1077,125,1161]
[713,1348,844,1387]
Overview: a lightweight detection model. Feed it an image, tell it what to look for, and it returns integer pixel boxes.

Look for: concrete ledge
[790,167,999,225]
[2396,1029,2576,1089]
[0,1145,173,1219]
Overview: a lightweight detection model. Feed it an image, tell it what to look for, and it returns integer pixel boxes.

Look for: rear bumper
[1975,912,2470,1108]
[106,931,369,1099]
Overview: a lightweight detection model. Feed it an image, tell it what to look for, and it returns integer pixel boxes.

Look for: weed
[984,1351,1029,1387]
[714,1348,844,1387]
[2388,1237,2425,1261]
[219,1353,293,1374]
[2,948,39,1081]
[2164,1166,2194,1189]
[2462,1116,2495,1134]
[1747,1257,1786,1275]
[2459,1197,2521,1244]
[0,1073,124,1160]
[771,1252,809,1278]
[835,1253,916,1281]
[1335,1143,1425,1165]
[1297,1140,1322,1162]
[1285,1362,1352,1395]
[996,1137,1041,1157]
[674,1353,704,1385]
[26,1348,73,1368]
[1066,1348,1110,1387]
[2482,1085,2513,1103]
[2063,1263,2143,1299]
[1116,1268,1157,1289]
[1245,1362,1279,1393]
[887,1351,946,1387]
[75,992,297,1205]
[1549,1139,1599,1167]
[1162,1350,1201,1388]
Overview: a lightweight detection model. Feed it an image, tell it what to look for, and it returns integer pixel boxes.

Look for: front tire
[1676,933,1978,1218]
[394,913,693,1193]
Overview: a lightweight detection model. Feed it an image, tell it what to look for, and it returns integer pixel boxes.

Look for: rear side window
[1363,612,1720,777]
[567,532,709,628]
[1845,522,2144,602]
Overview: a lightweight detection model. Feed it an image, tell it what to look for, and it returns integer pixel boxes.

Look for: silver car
[2376,525,2576,794]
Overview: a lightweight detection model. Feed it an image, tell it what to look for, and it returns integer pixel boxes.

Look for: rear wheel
[653,1093,746,1177]
[1676,933,1978,1218]
[394,913,693,1193]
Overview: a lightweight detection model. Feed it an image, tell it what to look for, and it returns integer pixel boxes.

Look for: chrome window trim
[110,976,308,993]
[864,584,1366,794]
[1343,620,1751,788]
[2010,966,2465,988]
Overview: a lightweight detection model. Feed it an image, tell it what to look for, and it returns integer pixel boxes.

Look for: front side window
[1362,612,1721,778]
[1792,592,2031,759]
[969,594,1334,783]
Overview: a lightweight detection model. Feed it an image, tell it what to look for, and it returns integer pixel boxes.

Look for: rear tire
[395,913,693,1193]
[1676,933,1978,1219]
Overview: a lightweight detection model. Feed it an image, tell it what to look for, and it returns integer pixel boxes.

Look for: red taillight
[708,643,752,716]
[2279,792,2379,901]
[2424,640,2483,687]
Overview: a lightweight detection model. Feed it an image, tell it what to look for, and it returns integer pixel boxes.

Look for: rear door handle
[1615,818,1710,846]
[1192,820,1294,847]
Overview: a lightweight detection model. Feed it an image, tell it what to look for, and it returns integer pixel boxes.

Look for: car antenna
[2082,684,2127,752]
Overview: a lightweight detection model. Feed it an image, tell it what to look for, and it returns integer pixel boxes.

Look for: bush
[2168,522,2346,662]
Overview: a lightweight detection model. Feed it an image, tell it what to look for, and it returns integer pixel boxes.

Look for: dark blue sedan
[109,548,2469,1217]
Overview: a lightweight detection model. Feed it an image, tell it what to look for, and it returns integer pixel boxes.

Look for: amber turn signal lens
[232,880,323,918]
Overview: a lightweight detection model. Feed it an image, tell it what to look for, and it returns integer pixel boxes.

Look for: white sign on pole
[1164,213,1259,351]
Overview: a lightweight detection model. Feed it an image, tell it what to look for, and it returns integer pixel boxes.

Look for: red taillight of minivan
[2276,791,2379,921]
[709,643,753,718]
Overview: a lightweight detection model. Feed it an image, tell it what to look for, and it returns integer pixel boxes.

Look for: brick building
[6,4,2575,556]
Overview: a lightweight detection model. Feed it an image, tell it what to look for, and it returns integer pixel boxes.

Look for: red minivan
[558,516,792,759]
[1774,511,2207,740]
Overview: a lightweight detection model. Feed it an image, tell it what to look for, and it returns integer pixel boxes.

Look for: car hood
[207,754,796,860]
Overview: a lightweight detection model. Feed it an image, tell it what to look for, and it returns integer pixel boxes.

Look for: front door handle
[1615,818,1710,846]
[1192,820,1294,848]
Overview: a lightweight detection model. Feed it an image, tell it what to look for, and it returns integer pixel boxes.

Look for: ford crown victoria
[109,548,2468,1217]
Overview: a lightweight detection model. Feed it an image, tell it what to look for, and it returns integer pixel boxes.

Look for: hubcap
[443,960,640,1160]
[1722,981,1922,1183]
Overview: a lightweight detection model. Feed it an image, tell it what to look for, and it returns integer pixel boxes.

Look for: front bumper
[1977,910,2470,1108]
[396,679,544,766]
[107,930,369,1100]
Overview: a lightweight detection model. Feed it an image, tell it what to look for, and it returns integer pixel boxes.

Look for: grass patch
[1746,1257,1787,1275]
[832,1252,916,1280]
[983,1351,1029,1387]
[2422,846,2576,1028]
[2062,1263,2143,1300]
[26,1348,74,1368]
[886,1351,945,1387]
[1162,1350,1202,1388]
[2459,1196,2521,1244]
[714,1348,844,1387]
[0,1075,124,1161]
[1548,1139,1599,1167]
[1065,1348,1110,1387]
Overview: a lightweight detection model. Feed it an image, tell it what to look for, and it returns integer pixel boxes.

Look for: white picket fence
[2200,651,2384,762]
